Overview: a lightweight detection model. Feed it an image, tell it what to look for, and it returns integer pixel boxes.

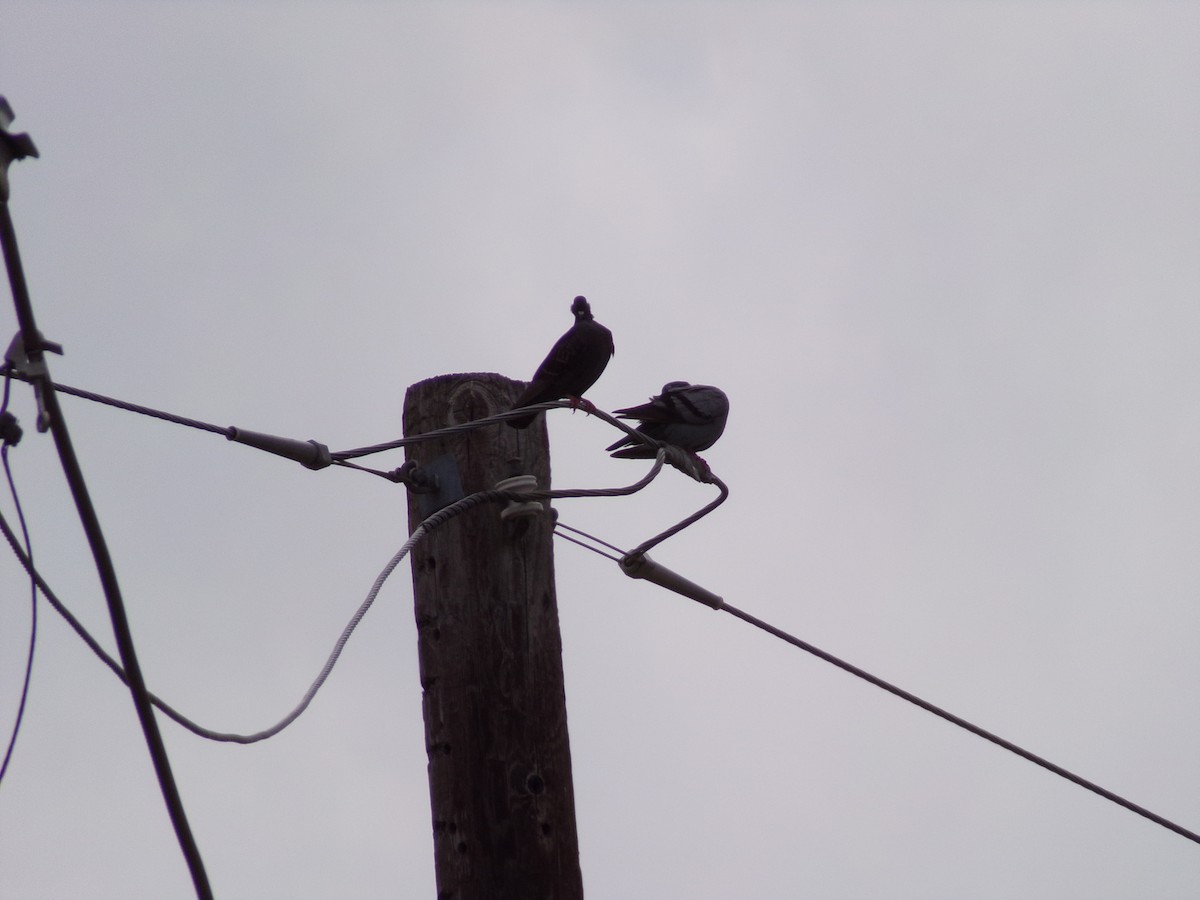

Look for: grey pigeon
[606,382,729,458]
[509,296,615,428]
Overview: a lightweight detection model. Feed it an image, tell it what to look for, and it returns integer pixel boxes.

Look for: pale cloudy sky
[2,3,1199,898]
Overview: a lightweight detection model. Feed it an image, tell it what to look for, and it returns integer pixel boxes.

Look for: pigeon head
[571,296,593,321]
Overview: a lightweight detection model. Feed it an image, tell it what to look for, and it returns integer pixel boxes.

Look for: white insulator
[496,473,544,520]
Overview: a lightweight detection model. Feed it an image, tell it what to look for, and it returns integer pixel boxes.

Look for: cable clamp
[400,455,465,516]
[5,330,64,432]
[619,552,724,610]
[495,473,544,521]
[395,459,438,493]
[225,426,332,470]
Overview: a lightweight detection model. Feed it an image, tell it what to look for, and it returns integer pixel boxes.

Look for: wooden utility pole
[403,372,584,900]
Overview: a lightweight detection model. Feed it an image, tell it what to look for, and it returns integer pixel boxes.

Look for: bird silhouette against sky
[508,295,614,428]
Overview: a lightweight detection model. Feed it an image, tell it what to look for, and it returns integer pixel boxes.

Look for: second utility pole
[403,372,584,900]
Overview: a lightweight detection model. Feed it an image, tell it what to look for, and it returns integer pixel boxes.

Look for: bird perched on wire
[606,381,729,458]
[508,295,615,429]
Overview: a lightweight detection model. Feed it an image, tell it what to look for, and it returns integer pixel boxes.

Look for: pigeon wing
[607,383,728,457]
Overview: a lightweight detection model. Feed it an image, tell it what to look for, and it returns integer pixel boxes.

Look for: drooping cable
[0,456,672,744]
[1,198,212,897]
[0,354,701,750]
[0,368,35,787]
[162,526,426,744]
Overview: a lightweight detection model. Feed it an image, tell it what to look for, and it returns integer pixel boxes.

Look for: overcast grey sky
[2,3,1199,898]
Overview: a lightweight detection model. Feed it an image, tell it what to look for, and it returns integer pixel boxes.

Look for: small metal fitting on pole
[398,455,464,517]
[5,331,63,432]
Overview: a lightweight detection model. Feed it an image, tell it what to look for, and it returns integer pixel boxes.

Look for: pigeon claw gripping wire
[495,473,544,521]
[566,396,598,416]
[619,552,724,610]
[662,445,714,483]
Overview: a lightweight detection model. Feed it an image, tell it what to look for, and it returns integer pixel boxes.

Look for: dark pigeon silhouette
[606,381,729,458]
[508,296,614,428]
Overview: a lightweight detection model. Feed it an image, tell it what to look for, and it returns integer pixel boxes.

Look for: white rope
[140,526,430,744]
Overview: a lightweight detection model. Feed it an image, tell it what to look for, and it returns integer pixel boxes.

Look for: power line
[554,521,623,561]
[19,377,679,483]
[12,368,678,471]
[0,322,707,752]
[10,326,1195,850]
[719,602,1200,846]
[553,519,1200,848]
[1,128,213,897]
[0,500,412,743]
[11,360,1196,849]
[44,379,230,435]
[0,371,34,787]
[69,392,1176,847]
[6,247,1185,855]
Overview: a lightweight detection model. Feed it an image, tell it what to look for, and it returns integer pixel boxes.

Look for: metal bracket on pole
[5,330,63,432]
[398,454,464,517]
